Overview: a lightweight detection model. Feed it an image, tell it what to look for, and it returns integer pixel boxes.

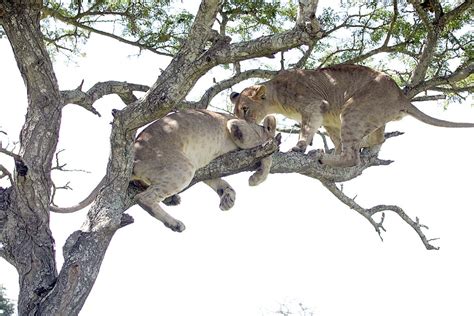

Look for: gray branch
[186,69,278,109]
[120,132,439,249]
[322,182,439,250]
[411,94,446,102]
[61,80,150,115]
[406,1,473,91]
[406,59,474,98]
[406,0,439,87]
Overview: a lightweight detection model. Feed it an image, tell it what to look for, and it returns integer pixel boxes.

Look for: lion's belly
[182,134,237,169]
[276,106,302,122]
[322,111,341,128]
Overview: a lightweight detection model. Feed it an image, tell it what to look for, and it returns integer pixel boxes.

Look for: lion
[231,64,474,167]
[51,109,277,232]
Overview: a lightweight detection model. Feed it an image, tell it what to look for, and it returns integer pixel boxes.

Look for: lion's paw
[164,219,186,232]
[219,187,236,211]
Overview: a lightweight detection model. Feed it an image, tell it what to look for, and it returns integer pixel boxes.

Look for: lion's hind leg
[135,155,195,232]
[136,189,186,232]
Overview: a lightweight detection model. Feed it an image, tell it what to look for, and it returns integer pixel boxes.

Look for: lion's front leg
[248,155,272,186]
[204,178,236,211]
[291,114,323,153]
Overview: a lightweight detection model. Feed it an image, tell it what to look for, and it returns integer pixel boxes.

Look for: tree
[0,0,472,315]
[0,285,14,316]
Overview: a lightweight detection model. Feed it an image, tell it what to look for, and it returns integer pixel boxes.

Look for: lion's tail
[49,177,106,213]
[404,103,474,128]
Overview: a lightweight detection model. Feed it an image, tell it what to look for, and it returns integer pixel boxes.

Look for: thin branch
[406,59,474,98]
[0,164,13,185]
[51,149,91,173]
[50,181,72,207]
[42,7,172,56]
[411,94,446,102]
[322,181,439,250]
[430,86,474,94]
[293,43,315,69]
[441,0,473,24]
[383,0,398,47]
[317,131,330,153]
[344,41,408,65]
[186,69,278,109]
[0,146,22,161]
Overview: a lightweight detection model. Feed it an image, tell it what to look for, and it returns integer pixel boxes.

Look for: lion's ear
[252,85,266,99]
[263,115,276,134]
[230,92,240,104]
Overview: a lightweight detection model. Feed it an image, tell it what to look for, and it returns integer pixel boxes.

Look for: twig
[0,164,13,185]
[51,149,91,173]
[50,181,73,207]
[0,147,22,161]
[322,181,439,250]
[184,68,278,109]
[317,130,330,153]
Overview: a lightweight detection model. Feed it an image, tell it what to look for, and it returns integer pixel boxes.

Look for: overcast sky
[1,3,474,316]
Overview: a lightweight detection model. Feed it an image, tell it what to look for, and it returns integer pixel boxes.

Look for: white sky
[1,3,474,316]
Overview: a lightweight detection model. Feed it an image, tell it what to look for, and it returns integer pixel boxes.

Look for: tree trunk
[1,2,61,314]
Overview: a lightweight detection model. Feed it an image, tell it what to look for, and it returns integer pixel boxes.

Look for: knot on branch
[15,159,28,177]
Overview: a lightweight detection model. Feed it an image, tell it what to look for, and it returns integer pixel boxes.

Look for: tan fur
[51,109,277,232]
[231,64,474,167]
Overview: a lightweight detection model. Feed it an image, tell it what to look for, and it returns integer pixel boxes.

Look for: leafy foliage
[221,0,298,40]
[0,285,14,316]
[42,0,191,55]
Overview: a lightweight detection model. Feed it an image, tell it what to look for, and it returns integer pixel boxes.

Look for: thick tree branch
[297,0,320,31]
[406,0,440,87]
[61,80,150,115]
[0,187,10,242]
[182,0,222,54]
[40,2,227,313]
[214,26,323,66]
